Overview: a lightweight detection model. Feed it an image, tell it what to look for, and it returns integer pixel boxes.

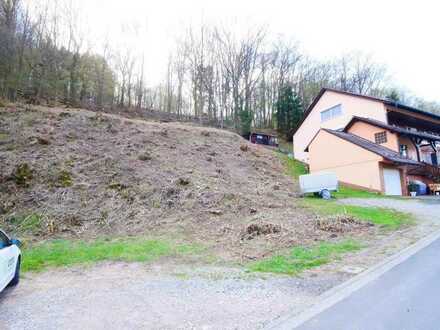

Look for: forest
[1,0,438,138]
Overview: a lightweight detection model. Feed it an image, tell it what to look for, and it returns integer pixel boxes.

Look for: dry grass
[0,105,375,263]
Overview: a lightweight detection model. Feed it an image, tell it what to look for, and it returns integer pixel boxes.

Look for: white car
[0,230,21,293]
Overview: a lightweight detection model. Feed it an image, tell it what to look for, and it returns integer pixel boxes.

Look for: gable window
[320,104,342,123]
[375,131,387,144]
[400,145,408,158]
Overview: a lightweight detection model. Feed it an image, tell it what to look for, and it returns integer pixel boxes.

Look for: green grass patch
[333,186,384,199]
[279,153,308,179]
[22,238,203,273]
[278,139,293,154]
[7,213,43,233]
[249,239,362,275]
[301,198,414,230]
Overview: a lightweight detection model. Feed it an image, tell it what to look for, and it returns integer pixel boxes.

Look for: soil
[0,105,374,261]
[0,261,349,330]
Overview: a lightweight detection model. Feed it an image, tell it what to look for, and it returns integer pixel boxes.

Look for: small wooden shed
[249,131,279,147]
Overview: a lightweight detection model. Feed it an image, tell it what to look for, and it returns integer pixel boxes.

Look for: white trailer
[299,172,338,200]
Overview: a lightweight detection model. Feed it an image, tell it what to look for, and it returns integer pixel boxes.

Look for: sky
[34,0,440,102]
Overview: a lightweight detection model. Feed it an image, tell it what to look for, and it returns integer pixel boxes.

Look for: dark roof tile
[346,116,440,142]
[322,129,422,165]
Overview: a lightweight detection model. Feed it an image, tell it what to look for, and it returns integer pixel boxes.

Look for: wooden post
[401,166,409,196]
[409,137,422,162]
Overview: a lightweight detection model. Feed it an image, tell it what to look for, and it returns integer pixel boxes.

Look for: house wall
[294,91,388,163]
[308,130,384,192]
[347,121,399,151]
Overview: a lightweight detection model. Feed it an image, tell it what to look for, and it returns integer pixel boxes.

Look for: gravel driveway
[340,197,440,221]
[0,263,346,330]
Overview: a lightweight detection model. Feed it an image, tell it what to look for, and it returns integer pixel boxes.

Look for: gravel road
[0,263,346,330]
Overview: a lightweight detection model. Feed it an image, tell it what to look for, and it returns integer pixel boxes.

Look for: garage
[383,168,403,196]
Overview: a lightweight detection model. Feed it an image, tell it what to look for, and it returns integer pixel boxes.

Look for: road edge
[267,227,440,329]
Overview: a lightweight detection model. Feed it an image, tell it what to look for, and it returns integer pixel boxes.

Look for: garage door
[383,168,402,196]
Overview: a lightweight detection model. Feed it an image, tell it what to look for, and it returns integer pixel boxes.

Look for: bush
[12,163,33,186]
[57,170,73,187]
[7,213,43,234]
[408,182,418,193]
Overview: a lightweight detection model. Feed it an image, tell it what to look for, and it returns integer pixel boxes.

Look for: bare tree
[0,3,397,129]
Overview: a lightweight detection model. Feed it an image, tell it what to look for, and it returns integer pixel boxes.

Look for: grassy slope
[22,238,203,272]
[247,155,414,275]
[282,155,413,230]
[301,199,414,230]
[279,153,307,178]
[20,140,411,274]
[333,186,384,199]
[278,139,293,154]
[249,239,362,275]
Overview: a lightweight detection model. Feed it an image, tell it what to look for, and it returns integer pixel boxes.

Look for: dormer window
[320,104,342,123]
[375,131,387,144]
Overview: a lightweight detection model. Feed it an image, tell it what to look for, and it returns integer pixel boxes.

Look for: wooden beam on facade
[409,137,422,162]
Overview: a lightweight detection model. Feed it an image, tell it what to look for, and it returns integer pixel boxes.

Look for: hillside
[0,105,370,261]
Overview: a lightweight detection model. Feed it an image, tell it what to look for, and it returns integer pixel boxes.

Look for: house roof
[313,129,422,166]
[293,88,440,135]
[345,116,440,142]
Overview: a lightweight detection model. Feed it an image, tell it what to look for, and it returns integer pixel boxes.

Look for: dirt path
[0,262,347,330]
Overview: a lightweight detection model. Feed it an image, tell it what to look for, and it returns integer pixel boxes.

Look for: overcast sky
[53,0,439,102]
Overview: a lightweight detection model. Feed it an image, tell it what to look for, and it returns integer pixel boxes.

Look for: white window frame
[320,104,343,123]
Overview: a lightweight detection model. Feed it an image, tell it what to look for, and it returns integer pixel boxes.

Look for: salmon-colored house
[293,88,440,196]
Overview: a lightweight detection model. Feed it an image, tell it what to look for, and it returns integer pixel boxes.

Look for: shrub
[57,170,73,187]
[8,213,43,234]
[408,182,418,193]
[12,163,33,186]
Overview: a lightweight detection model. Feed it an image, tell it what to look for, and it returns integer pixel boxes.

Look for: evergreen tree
[386,89,401,102]
[239,108,253,136]
[276,85,303,141]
